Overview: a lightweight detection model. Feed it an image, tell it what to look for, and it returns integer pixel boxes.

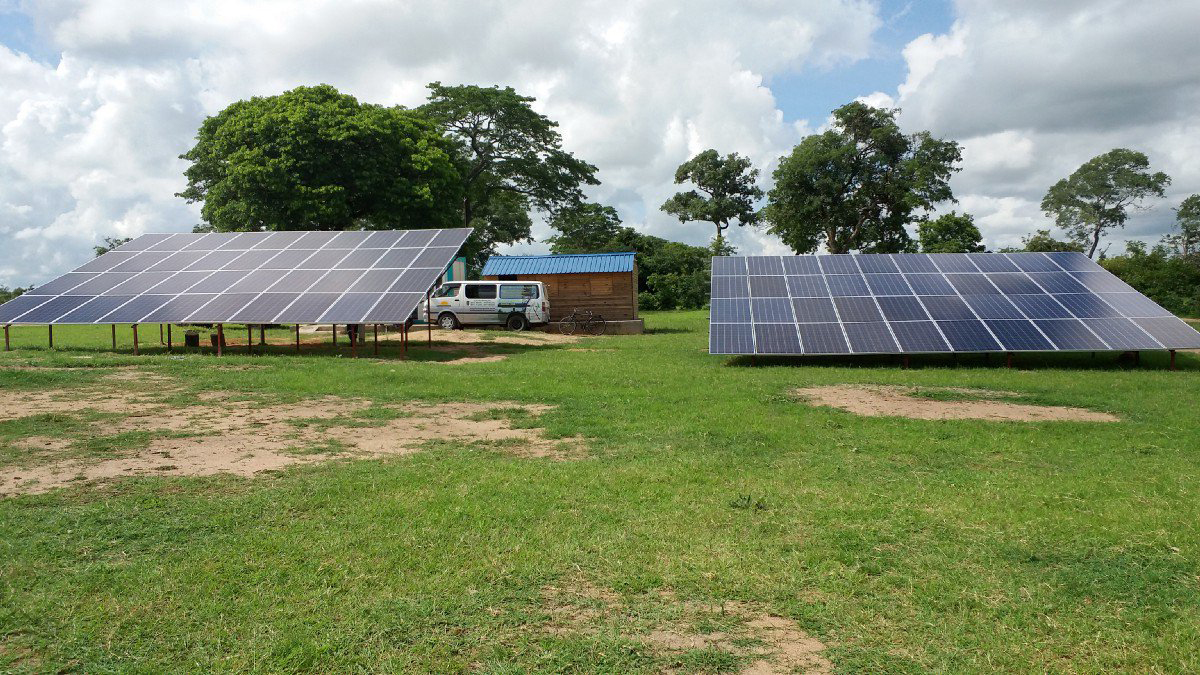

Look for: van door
[498,283,537,323]
[462,283,499,324]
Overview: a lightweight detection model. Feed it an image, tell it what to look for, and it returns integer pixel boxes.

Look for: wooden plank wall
[483,271,637,321]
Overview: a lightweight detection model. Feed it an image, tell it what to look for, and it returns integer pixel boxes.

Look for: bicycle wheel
[586,316,606,335]
[559,318,577,335]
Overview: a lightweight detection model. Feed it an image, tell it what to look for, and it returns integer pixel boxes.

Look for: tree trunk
[463,196,473,229]
[1088,225,1102,258]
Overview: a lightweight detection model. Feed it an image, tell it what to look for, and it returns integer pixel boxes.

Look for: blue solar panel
[864,274,912,295]
[0,228,472,325]
[963,294,1024,320]
[833,296,883,322]
[747,256,785,275]
[1133,317,1200,347]
[1034,319,1108,350]
[937,320,1001,351]
[921,295,977,321]
[711,298,752,323]
[825,275,870,296]
[749,276,788,297]
[1008,294,1073,319]
[843,322,898,353]
[786,275,829,297]
[710,323,754,354]
[892,254,939,273]
[754,323,802,353]
[986,320,1054,351]
[751,298,793,322]
[904,274,956,295]
[877,296,929,322]
[1055,293,1122,318]
[818,255,860,274]
[890,321,950,352]
[791,297,838,322]
[706,253,1200,356]
[796,323,849,353]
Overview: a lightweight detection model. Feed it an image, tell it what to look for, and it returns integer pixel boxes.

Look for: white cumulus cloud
[0,0,881,285]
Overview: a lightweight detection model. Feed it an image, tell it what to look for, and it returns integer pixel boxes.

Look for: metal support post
[295,324,301,353]
[48,325,53,349]
[167,324,172,352]
[217,324,224,357]
[132,324,139,356]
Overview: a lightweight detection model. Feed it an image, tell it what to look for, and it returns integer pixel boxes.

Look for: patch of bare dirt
[793,385,1118,422]
[541,582,832,674]
[417,344,510,365]
[0,375,583,496]
[430,326,581,345]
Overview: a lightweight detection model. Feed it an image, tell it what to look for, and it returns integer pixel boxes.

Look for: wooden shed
[481,253,641,331]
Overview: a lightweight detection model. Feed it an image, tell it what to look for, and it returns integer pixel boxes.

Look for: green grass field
[1,311,1198,672]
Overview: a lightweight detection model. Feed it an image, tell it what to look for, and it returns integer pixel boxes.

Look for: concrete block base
[544,319,644,335]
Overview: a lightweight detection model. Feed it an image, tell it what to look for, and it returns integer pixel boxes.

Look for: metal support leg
[3,324,9,351]
[332,324,337,346]
[159,323,164,345]
[132,324,139,356]
[351,326,358,358]
[1170,349,1176,371]
[111,324,116,350]
[373,324,379,356]
[217,324,224,357]
[295,324,301,353]
[247,325,253,355]
[1006,352,1013,369]
[259,324,266,345]
[48,325,53,349]
[1135,351,1141,366]
[167,324,172,353]
[426,289,432,347]
[902,354,910,369]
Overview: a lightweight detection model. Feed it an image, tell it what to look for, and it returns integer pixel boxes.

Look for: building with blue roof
[482,252,641,332]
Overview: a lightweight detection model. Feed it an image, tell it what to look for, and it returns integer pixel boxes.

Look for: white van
[421,280,549,331]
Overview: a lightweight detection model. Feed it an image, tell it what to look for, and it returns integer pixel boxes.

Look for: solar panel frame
[708,251,1200,356]
[0,228,471,326]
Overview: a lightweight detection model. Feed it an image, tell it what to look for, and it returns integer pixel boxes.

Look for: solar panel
[709,252,1200,355]
[0,228,471,325]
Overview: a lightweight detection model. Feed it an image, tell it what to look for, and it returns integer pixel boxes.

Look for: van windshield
[432,284,459,298]
[500,284,539,300]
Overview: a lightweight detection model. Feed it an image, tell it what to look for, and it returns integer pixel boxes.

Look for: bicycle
[559,307,606,335]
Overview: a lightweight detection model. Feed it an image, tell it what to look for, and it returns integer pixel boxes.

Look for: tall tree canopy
[1010,229,1084,253]
[1163,194,1200,257]
[764,101,961,254]
[178,85,461,233]
[1040,148,1170,258]
[917,212,984,253]
[420,82,598,268]
[660,149,762,251]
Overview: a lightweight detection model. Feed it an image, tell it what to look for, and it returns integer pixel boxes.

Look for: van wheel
[437,312,459,330]
[505,313,530,332]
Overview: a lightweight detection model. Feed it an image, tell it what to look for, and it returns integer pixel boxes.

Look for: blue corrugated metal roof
[482,252,635,276]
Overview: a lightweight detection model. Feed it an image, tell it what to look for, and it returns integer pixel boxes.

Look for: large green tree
[178,84,461,232]
[660,149,762,252]
[1163,194,1200,257]
[421,82,598,268]
[917,211,984,253]
[1040,148,1170,258]
[1013,229,1085,253]
[764,101,961,254]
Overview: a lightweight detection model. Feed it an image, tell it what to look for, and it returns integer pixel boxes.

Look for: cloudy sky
[1,0,1198,286]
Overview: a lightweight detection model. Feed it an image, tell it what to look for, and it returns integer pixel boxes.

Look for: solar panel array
[0,228,472,325]
[710,252,1200,355]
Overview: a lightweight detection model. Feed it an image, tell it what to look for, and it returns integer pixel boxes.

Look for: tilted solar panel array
[709,252,1200,355]
[0,228,472,325]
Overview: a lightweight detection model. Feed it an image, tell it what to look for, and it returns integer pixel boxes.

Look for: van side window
[432,284,460,298]
[500,284,539,299]
[465,284,497,299]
